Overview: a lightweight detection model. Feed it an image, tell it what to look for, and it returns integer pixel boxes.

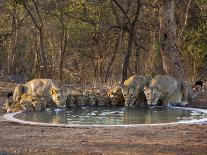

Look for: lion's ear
[143,86,148,91]
[51,88,57,95]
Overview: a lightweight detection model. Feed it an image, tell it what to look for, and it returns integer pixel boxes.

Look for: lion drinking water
[143,75,197,107]
[121,75,150,107]
[3,94,46,113]
[12,79,66,108]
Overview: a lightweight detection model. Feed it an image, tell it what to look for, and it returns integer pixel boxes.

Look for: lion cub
[20,94,47,111]
[121,75,150,107]
[3,100,26,113]
[107,86,124,106]
[96,90,111,107]
[3,94,46,113]
[143,75,197,107]
[13,79,66,108]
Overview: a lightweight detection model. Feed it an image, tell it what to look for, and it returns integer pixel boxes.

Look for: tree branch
[32,0,43,26]
[111,0,131,22]
[22,0,41,30]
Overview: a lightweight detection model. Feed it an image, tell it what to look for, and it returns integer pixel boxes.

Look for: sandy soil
[0,81,207,155]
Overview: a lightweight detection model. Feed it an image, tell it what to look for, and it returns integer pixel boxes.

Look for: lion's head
[143,86,162,106]
[20,94,42,111]
[121,85,139,107]
[77,94,88,107]
[87,93,97,107]
[66,94,77,108]
[50,88,66,108]
[96,90,110,106]
[108,86,124,106]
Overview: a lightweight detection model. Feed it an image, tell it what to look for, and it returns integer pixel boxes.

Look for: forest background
[0,0,206,84]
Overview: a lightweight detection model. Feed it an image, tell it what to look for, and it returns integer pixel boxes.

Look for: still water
[15,107,207,125]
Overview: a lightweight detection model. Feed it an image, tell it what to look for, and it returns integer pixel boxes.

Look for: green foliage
[181,0,207,80]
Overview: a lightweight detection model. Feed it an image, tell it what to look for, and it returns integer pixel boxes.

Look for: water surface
[14,107,207,125]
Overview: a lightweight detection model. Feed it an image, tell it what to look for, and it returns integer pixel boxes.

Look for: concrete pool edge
[3,107,207,127]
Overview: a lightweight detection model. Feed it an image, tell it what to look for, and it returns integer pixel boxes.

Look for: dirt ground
[0,81,207,155]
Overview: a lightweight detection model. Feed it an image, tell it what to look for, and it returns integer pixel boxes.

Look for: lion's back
[25,79,57,96]
[124,75,149,89]
[150,75,181,93]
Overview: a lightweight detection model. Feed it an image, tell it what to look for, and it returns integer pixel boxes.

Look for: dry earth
[0,81,207,155]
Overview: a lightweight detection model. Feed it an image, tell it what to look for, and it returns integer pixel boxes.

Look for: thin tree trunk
[134,48,140,74]
[8,0,17,74]
[33,30,41,77]
[39,27,47,78]
[121,25,135,83]
[104,34,121,82]
[22,0,47,78]
[121,0,141,83]
[159,0,186,80]
[149,9,164,76]
[132,37,145,75]
[59,29,67,82]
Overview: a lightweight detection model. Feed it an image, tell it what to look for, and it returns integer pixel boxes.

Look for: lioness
[13,79,66,108]
[96,90,111,107]
[3,94,38,113]
[121,75,150,107]
[66,94,78,108]
[83,90,97,107]
[3,100,24,113]
[19,94,47,111]
[107,86,124,106]
[143,75,197,107]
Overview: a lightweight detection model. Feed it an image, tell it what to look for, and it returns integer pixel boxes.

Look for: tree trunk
[134,48,140,74]
[121,27,134,83]
[33,30,41,78]
[59,28,67,82]
[121,0,141,83]
[104,34,120,82]
[8,1,17,74]
[39,27,47,78]
[22,0,47,78]
[159,0,186,80]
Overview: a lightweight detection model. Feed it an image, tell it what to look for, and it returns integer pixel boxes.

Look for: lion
[3,100,24,113]
[77,93,88,107]
[66,94,78,108]
[76,90,97,107]
[143,75,197,107]
[3,94,43,113]
[121,75,150,107]
[107,86,124,106]
[86,92,97,107]
[19,94,47,111]
[96,90,111,107]
[82,90,97,107]
[12,79,66,108]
